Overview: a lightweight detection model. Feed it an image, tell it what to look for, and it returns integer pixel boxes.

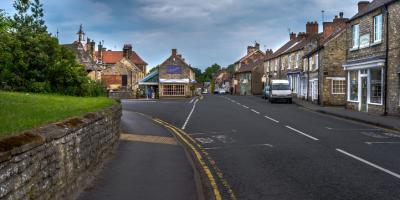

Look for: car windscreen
[271,83,290,90]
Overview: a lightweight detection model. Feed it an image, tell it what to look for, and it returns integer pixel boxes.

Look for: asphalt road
[78,110,197,200]
[121,95,400,200]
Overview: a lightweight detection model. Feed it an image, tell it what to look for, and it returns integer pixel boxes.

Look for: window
[349,71,358,101]
[352,24,360,48]
[295,53,299,68]
[315,53,319,70]
[332,80,345,94]
[374,14,382,43]
[275,60,278,71]
[163,85,185,96]
[369,68,382,104]
[122,75,128,87]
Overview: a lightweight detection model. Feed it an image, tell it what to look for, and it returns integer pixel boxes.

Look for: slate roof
[350,0,397,20]
[267,38,302,60]
[63,41,98,71]
[237,57,264,73]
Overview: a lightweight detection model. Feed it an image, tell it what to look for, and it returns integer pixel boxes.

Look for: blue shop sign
[166,66,182,74]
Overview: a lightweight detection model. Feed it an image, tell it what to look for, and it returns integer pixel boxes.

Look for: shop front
[343,58,385,113]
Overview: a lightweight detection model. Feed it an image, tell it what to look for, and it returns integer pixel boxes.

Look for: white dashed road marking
[242,105,249,109]
[285,126,319,141]
[251,109,260,114]
[336,149,400,179]
[264,116,279,123]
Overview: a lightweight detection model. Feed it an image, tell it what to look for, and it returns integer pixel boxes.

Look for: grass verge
[0,91,116,138]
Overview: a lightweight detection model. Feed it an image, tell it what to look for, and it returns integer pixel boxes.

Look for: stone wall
[387,1,400,115]
[0,104,121,200]
[320,30,347,106]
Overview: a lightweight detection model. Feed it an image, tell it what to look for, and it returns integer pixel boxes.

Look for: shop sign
[166,66,182,74]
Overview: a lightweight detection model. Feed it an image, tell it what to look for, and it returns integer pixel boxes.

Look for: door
[360,76,368,112]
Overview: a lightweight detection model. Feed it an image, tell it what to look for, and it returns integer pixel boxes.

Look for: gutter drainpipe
[384,4,389,115]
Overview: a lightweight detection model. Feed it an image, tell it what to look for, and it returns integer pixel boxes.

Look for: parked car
[269,80,292,103]
[218,88,226,95]
[262,85,270,99]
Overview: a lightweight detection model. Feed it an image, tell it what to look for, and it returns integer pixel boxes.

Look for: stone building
[233,42,265,95]
[343,0,400,115]
[63,25,101,81]
[302,13,349,105]
[96,44,147,97]
[214,69,232,92]
[139,49,196,98]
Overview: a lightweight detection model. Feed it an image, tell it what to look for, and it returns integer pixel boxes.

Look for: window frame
[352,24,360,49]
[368,68,383,105]
[348,70,359,102]
[373,14,383,43]
[332,79,346,95]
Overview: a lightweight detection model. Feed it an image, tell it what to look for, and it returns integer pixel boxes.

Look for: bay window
[349,71,358,101]
[374,14,382,43]
[369,68,382,104]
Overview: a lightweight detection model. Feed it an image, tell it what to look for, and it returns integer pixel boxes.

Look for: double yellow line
[153,118,236,200]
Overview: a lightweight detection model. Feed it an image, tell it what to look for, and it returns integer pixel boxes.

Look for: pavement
[77,110,198,200]
[293,98,400,132]
[79,95,400,200]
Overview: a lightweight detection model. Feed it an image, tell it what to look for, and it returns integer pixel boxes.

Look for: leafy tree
[226,64,235,73]
[0,0,105,96]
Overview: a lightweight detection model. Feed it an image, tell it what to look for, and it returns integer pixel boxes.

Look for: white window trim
[373,14,383,43]
[331,79,346,95]
[347,71,360,103]
[367,67,384,105]
[352,24,360,49]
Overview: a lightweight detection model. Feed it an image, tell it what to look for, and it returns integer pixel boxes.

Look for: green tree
[0,0,105,96]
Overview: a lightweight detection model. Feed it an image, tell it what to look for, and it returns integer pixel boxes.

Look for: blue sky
[0,0,360,71]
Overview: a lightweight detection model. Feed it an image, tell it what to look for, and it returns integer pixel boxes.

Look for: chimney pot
[339,12,344,18]
[172,49,177,56]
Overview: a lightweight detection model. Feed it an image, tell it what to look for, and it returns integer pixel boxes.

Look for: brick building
[343,0,400,115]
[233,42,265,95]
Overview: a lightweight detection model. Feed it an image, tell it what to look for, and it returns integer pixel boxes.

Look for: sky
[0,0,361,72]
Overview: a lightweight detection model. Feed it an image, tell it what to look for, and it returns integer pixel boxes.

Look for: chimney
[255,42,260,50]
[247,46,255,55]
[265,49,273,56]
[290,32,296,40]
[90,40,95,57]
[172,49,177,56]
[323,22,334,39]
[97,42,103,62]
[358,1,369,12]
[339,12,344,18]
[123,44,133,58]
[177,54,182,59]
[306,21,319,37]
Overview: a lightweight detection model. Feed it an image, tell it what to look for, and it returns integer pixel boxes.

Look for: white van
[269,80,292,103]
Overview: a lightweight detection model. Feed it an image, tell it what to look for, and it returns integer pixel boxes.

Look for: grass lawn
[0,91,116,138]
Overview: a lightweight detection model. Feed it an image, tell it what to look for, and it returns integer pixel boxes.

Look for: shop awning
[159,79,190,84]
[139,71,159,86]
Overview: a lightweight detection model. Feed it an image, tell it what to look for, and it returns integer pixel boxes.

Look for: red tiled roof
[96,51,147,66]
